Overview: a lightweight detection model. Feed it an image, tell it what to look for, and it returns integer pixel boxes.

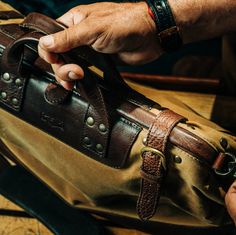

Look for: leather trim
[0,11,24,20]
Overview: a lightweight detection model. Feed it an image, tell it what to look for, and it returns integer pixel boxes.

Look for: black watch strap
[146,0,183,52]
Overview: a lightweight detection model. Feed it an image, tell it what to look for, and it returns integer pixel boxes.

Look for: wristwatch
[146,0,183,52]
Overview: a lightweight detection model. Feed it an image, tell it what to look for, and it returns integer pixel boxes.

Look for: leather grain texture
[137,110,185,220]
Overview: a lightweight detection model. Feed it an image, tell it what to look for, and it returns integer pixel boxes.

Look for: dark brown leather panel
[44,83,71,105]
[108,117,142,168]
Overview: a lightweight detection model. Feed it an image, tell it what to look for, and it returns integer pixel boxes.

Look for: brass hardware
[2,72,10,81]
[142,138,147,145]
[141,146,166,170]
[12,98,19,105]
[15,78,23,86]
[220,138,228,149]
[174,155,182,164]
[96,144,103,153]
[83,137,92,146]
[86,117,95,126]
[0,92,7,99]
[98,124,107,133]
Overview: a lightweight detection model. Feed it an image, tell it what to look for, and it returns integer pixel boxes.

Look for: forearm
[169,0,236,43]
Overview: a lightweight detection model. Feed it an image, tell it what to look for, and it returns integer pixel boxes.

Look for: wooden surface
[0,195,52,235]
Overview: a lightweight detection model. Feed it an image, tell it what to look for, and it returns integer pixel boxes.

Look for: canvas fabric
[0,1,236,234]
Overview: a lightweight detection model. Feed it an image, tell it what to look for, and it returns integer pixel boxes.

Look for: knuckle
[53,30,73,52]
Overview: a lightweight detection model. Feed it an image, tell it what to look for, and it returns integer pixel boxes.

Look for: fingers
[39,23,93,53]
[38,13,96,90]
[38,44,60,64]
[51,63,84,90]
[57,5,89,26]
[225,181,236,224]
[53,63,84,81]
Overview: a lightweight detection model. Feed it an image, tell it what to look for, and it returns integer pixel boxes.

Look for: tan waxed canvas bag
[0,3,235,232]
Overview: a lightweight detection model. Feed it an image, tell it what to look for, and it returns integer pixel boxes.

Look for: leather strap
[0,11,24,20]
[137,109,185,220]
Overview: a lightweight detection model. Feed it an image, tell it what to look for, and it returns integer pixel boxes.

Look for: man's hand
[38,2,161,90]
[38,0,236,90]
[225,181,236,225]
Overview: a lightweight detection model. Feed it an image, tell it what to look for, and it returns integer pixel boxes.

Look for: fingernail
[68,71,80,80]
[40,35,54,47]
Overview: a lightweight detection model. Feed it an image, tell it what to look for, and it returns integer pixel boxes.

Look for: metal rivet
[96,144,103,152]
[15,78,23,86]
[142,138,147,145]
[98,124,106,133]
[220,138,228,149]
[12,98,19,105]
[0,92,7,99]
[174,155,182,164]
[83,137,92,146]
[86,117,95,126]
[2,72,10,81]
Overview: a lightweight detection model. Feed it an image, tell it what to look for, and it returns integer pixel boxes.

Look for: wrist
[145,0,183,52]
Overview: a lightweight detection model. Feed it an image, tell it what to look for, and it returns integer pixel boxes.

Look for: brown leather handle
[20,12,127,89]
[0,30,110,131]
[0,31,40,75]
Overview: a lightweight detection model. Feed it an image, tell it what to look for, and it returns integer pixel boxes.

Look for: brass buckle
[214,152,236,178]
[141,147,166,170]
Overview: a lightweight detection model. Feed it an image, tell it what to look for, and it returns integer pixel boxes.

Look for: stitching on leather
[172,146,211,169]
[179,126,218,153]
[0,27,17,40]
[20,23,49,35]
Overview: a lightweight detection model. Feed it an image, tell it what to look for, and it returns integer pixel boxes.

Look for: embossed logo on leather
[40,112,65,131]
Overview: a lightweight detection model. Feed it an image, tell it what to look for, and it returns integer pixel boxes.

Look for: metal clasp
[141,147,166,170]
[214,152,236,178]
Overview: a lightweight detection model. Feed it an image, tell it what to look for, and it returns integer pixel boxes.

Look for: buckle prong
[141,147,166,170]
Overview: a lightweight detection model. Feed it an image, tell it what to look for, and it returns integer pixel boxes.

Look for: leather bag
[0,10,236,229]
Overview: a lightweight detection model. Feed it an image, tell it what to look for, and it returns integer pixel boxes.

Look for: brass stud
[15,78,23,86]
[0,92,7,99]
[86,117,95,126]
[98,124,106,133]
[2,72,10,81]
[83,137,92,146]
[220,138,228,149]
[142,138,147,145]
[12,98,19,105]
[174,155,182,164]
[96,144,103,153]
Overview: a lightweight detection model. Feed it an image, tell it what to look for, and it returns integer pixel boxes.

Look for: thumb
[39,20,100,53]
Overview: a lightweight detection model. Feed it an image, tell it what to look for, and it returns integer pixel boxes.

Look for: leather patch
[0,73,26,111]
[44,83,71,105]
